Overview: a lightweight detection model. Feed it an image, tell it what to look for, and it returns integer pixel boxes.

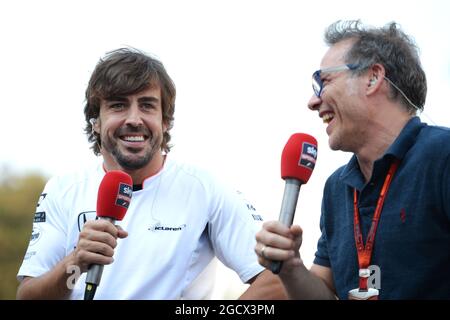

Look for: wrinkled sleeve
[207,182,264,284]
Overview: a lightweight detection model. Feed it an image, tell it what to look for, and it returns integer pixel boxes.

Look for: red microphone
[96,170,133,220]
[84,170,133,300]
[270,133,318,274]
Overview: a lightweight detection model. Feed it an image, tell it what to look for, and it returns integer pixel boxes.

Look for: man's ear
[366,63,385,93]
[90,118,99,134]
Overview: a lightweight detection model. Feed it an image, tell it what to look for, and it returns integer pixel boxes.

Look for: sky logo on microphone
[299,142,317,170]
[116,183,132,208]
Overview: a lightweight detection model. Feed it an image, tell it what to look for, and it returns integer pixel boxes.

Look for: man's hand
[255,221,303,275]
[73,220,128,273]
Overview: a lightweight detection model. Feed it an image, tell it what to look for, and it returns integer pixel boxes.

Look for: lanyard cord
[353,159,400,291]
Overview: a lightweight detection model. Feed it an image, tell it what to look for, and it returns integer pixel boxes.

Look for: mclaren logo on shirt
[148,223,187,232]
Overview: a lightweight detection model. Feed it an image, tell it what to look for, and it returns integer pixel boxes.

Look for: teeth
[322,113,334,124]
[123,136,144,142]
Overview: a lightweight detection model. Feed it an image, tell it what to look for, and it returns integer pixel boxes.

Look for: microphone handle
[85,216,115,299]
[270,179,302,274]
[85,264,104,286]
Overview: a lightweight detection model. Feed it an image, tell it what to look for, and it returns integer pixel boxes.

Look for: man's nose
[124,104,143,127]
[307,94,322,111]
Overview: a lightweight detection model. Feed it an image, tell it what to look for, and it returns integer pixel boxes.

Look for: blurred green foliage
[0,169,47,299]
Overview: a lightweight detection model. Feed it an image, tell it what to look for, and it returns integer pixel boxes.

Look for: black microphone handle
[84,216,115,300]
[270,179,302,274]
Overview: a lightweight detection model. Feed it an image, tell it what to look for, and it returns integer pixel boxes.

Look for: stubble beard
[104,134,162,171]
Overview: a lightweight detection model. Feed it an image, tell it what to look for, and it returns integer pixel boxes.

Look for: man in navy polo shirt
[254,20,450,299]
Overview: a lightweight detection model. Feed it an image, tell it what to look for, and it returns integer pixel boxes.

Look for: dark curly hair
[84,48,176,155]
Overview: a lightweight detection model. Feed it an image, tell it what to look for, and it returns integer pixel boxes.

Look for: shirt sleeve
[207,181,265,284]
[17,176,69,281]
[313,198,331,267]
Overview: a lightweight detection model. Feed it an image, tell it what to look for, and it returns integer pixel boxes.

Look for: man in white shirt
[17,48,285,299]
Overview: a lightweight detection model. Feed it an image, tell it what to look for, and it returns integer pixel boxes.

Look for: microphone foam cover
[281,133,318,183]
[97,170,133,221]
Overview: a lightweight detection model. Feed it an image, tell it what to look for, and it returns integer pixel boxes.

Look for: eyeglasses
[312,64,360,97]
[311,63,420,110]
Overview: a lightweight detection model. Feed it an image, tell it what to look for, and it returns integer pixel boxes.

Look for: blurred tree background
[0,167,47,299]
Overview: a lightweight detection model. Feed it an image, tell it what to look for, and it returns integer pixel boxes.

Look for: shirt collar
[383,116,424,160]
[340,116,425,189]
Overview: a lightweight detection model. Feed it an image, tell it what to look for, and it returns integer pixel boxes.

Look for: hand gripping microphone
[84,170,133,300]
[270,133,318,274]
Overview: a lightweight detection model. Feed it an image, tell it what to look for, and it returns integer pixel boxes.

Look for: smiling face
[93,85,166,172]
[308,39,370,153]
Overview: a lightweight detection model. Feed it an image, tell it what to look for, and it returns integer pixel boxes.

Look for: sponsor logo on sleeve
[34,211,46,223]
[29,225,42,246]
[116,183,132,208]
[299,142,317,170]
[236,190,257,212]
[252,214,264,221]
[24,251,37,260]
[37,193,47,207]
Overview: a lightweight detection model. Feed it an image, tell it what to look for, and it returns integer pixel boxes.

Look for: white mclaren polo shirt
[18,157,264,299]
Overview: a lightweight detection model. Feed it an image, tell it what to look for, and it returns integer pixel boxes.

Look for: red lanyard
[353,159,400,291]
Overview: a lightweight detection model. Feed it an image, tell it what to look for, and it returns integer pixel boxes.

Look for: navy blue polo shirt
[314,117,450,299]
